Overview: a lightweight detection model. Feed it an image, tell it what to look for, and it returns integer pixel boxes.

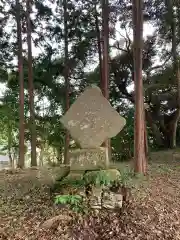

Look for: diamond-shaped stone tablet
[60,85,126,148]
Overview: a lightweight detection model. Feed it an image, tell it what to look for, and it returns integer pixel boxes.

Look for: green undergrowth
[54,194,84,213]
[52,167,148,212]
[52,167,147,195]
[53,168,132,189]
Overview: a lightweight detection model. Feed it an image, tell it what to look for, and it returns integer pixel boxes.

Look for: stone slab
[102,191,123,209]
[60,85,126,148]
[69,147,108,171]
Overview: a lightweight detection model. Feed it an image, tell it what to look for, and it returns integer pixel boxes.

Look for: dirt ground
[0,152,180,240]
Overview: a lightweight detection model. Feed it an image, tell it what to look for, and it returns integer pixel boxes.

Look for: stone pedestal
[69,147,109,171]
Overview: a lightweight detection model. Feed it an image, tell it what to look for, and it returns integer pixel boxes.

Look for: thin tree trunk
[101,0,111,163]
[94,5,103,87]
[26,0,37,166]
[102,0,109,99]
[167,0,180,148]
[16,0,25,169]
[169,109,180,148]
[132,0,147,174]
[63,0,70,164]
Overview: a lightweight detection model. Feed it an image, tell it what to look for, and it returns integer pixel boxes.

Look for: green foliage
[55,168,135,189]
[0,91,19,159]
[83,170,120,187]
[58,177,85,188]
[54,194,84,213]
[118,167,137,187]
[111,107,134,161]
[51,174,85,194]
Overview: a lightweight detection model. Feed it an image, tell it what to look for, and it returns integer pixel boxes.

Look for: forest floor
[0,150,180,240]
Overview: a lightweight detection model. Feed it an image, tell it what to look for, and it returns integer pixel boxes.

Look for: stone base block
[69,147,109,171]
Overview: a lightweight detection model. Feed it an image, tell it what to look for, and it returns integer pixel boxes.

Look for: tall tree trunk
[16,0,25,169]
[169,109,180,148]
[101,0,111,163]
[26,0,37,166]
[63,0,70,164]
[166,0,180,148]
[94,5,103,87]
[102,0,109,99]
[132,0,147,174]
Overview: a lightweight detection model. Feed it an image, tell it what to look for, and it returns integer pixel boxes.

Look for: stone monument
[60,85,126,169]
[60,85,126,209]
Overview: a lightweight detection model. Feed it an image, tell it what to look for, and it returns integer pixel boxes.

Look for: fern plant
[54,194,84,213]
[83,170,119,187]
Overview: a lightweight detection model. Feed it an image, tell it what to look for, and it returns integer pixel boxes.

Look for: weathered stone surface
[60,85,126,148]
[87,186,123,210]
[102,190,123,209]
[84,169,123,210]
[37,165,70,183]
[54,165,70,181]
[83,169,121,186]
[69,147,108,171]
[89,186,102,209]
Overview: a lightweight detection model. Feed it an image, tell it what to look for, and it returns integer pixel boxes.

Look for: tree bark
[101,0,111,163]
[63,0,70,164]
[167,0,180,148]
[15,0,25,169]
[168,109,180,148]
[132,0,147,174]
[26,0,37,166]
[101,0,109,99]
[94,5,103,88]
